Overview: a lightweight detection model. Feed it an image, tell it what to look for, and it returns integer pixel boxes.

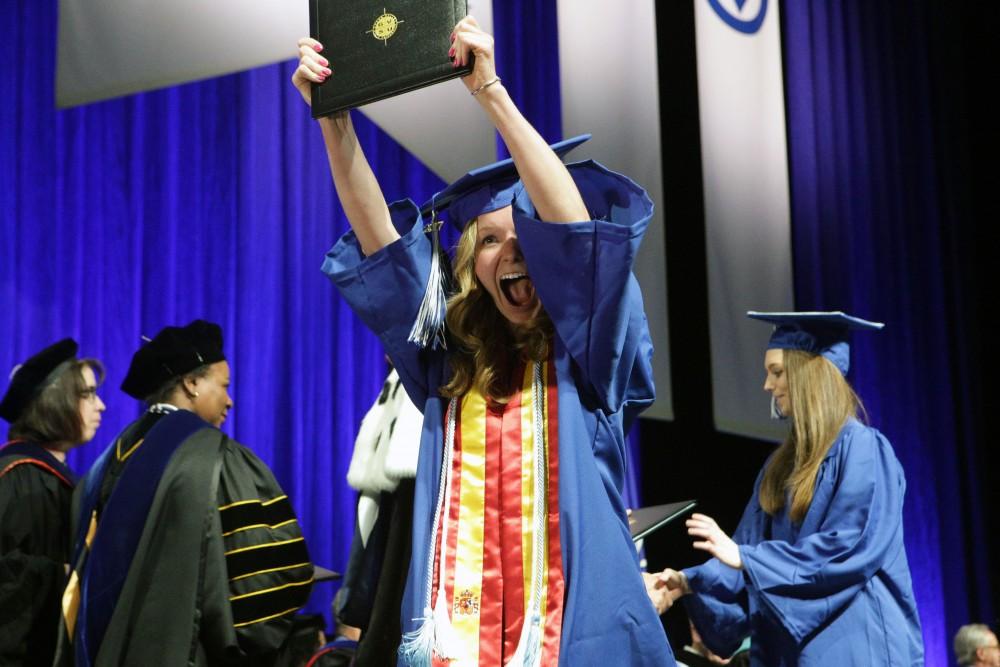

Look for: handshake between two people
[644,512,743,615]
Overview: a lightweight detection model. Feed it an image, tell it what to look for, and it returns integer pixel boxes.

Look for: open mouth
[499,272,535,307]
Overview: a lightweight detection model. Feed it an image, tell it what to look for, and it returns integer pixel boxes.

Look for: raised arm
[292,37,399,255]
[451,17,588,224]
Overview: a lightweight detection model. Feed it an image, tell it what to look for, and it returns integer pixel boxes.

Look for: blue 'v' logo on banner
[707,0,768,34]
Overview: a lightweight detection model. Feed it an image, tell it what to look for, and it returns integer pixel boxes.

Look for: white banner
[55,0,497,183]
[558,0,673,421]
[694,0,793,440]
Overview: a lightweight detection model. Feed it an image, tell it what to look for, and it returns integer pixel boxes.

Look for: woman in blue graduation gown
[659,312,924,666]
[293,15,674,667]
[0,339,105,667]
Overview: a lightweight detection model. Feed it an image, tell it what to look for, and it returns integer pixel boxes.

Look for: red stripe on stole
[477,394,507,664]
[542,358,565,662]
[444,408,463,610]
[497,373,527,663]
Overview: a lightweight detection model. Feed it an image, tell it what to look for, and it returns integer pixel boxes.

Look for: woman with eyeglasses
[0,338,105,667]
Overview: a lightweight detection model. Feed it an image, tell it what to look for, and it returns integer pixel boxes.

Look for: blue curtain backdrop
[783,2,992,664]
[1,0,448,623]
[2,0,644,630]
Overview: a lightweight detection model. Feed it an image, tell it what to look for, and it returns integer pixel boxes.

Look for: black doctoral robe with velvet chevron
[55,409,314,667]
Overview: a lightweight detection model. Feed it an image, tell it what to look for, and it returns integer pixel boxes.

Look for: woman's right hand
[451,16,498,96]
[658,568,691,596]
[292,37,332,107]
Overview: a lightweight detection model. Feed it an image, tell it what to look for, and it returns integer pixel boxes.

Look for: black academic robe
[0,441,76,667]
[56,408,314,667]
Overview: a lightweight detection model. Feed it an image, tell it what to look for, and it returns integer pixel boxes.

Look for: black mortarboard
[121,320,225,399]
[747,311,884,375]
[0,338,79,423]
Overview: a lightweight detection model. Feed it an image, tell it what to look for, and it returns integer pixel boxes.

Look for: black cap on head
[0,338,79,423]
[121,320,225,399]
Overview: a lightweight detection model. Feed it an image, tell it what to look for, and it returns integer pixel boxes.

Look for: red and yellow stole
[430,359,564,666]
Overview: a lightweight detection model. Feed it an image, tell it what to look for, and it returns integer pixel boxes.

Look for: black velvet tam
[0,338,78,423]
[120,320,225,399]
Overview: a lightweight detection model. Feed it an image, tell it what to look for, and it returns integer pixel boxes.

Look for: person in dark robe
[55,320,315,666]
[293,15,674,666]
[334,366,420,665]
[0,338,105,666]
[655,312,923,666]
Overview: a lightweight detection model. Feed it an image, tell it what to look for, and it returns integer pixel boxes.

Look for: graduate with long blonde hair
[657,312,923,666]
[294,15,674,667]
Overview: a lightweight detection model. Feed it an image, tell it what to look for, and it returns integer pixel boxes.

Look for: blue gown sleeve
[321,199,445,408]
[681,470,766,658]
[513,161,655,417]
[738,425,906,644]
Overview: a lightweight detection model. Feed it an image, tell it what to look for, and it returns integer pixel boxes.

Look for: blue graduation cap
[408,134,591,349]
[419,134,591,230]
[747,311,884,375]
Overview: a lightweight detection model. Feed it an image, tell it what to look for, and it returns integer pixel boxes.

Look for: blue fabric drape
[1,0,445,625]
[492,1,564,158]
[782,2,992,663]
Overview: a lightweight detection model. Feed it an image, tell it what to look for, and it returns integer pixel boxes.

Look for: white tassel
[398,600,462,666]
[508,612,542,667]
[770,394,785,420]
[399,607,436,667]
[432,595,461,659]
[408,221,448,350]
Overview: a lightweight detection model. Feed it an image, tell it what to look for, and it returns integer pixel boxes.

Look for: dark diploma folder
[629,500,698,542]
[309,0,472,118]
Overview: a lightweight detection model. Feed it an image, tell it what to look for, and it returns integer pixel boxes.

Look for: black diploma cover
[309,0,472,118]
[629,500,698,542]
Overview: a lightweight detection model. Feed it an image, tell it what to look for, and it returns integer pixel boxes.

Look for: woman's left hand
[451,16,498,94]
[687,513,743,570]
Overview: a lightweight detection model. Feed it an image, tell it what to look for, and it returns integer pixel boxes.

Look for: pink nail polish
[315,44,323,52]
[324,68,332,75]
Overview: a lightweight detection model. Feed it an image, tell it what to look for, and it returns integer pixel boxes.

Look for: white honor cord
[509,362,547,666]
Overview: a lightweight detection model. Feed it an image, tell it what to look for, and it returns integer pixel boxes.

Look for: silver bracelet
[470,76,501,96]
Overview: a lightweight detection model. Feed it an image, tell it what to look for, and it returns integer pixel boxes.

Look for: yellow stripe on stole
[520,363,536,614]
[452,390,488,664]
[539,362,552,645]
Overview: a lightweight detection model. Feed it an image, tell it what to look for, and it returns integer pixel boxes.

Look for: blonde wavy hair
[758,349,865,523]
[440,218,552,403]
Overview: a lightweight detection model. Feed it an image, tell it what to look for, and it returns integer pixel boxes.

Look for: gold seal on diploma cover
[367,8,404,45]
